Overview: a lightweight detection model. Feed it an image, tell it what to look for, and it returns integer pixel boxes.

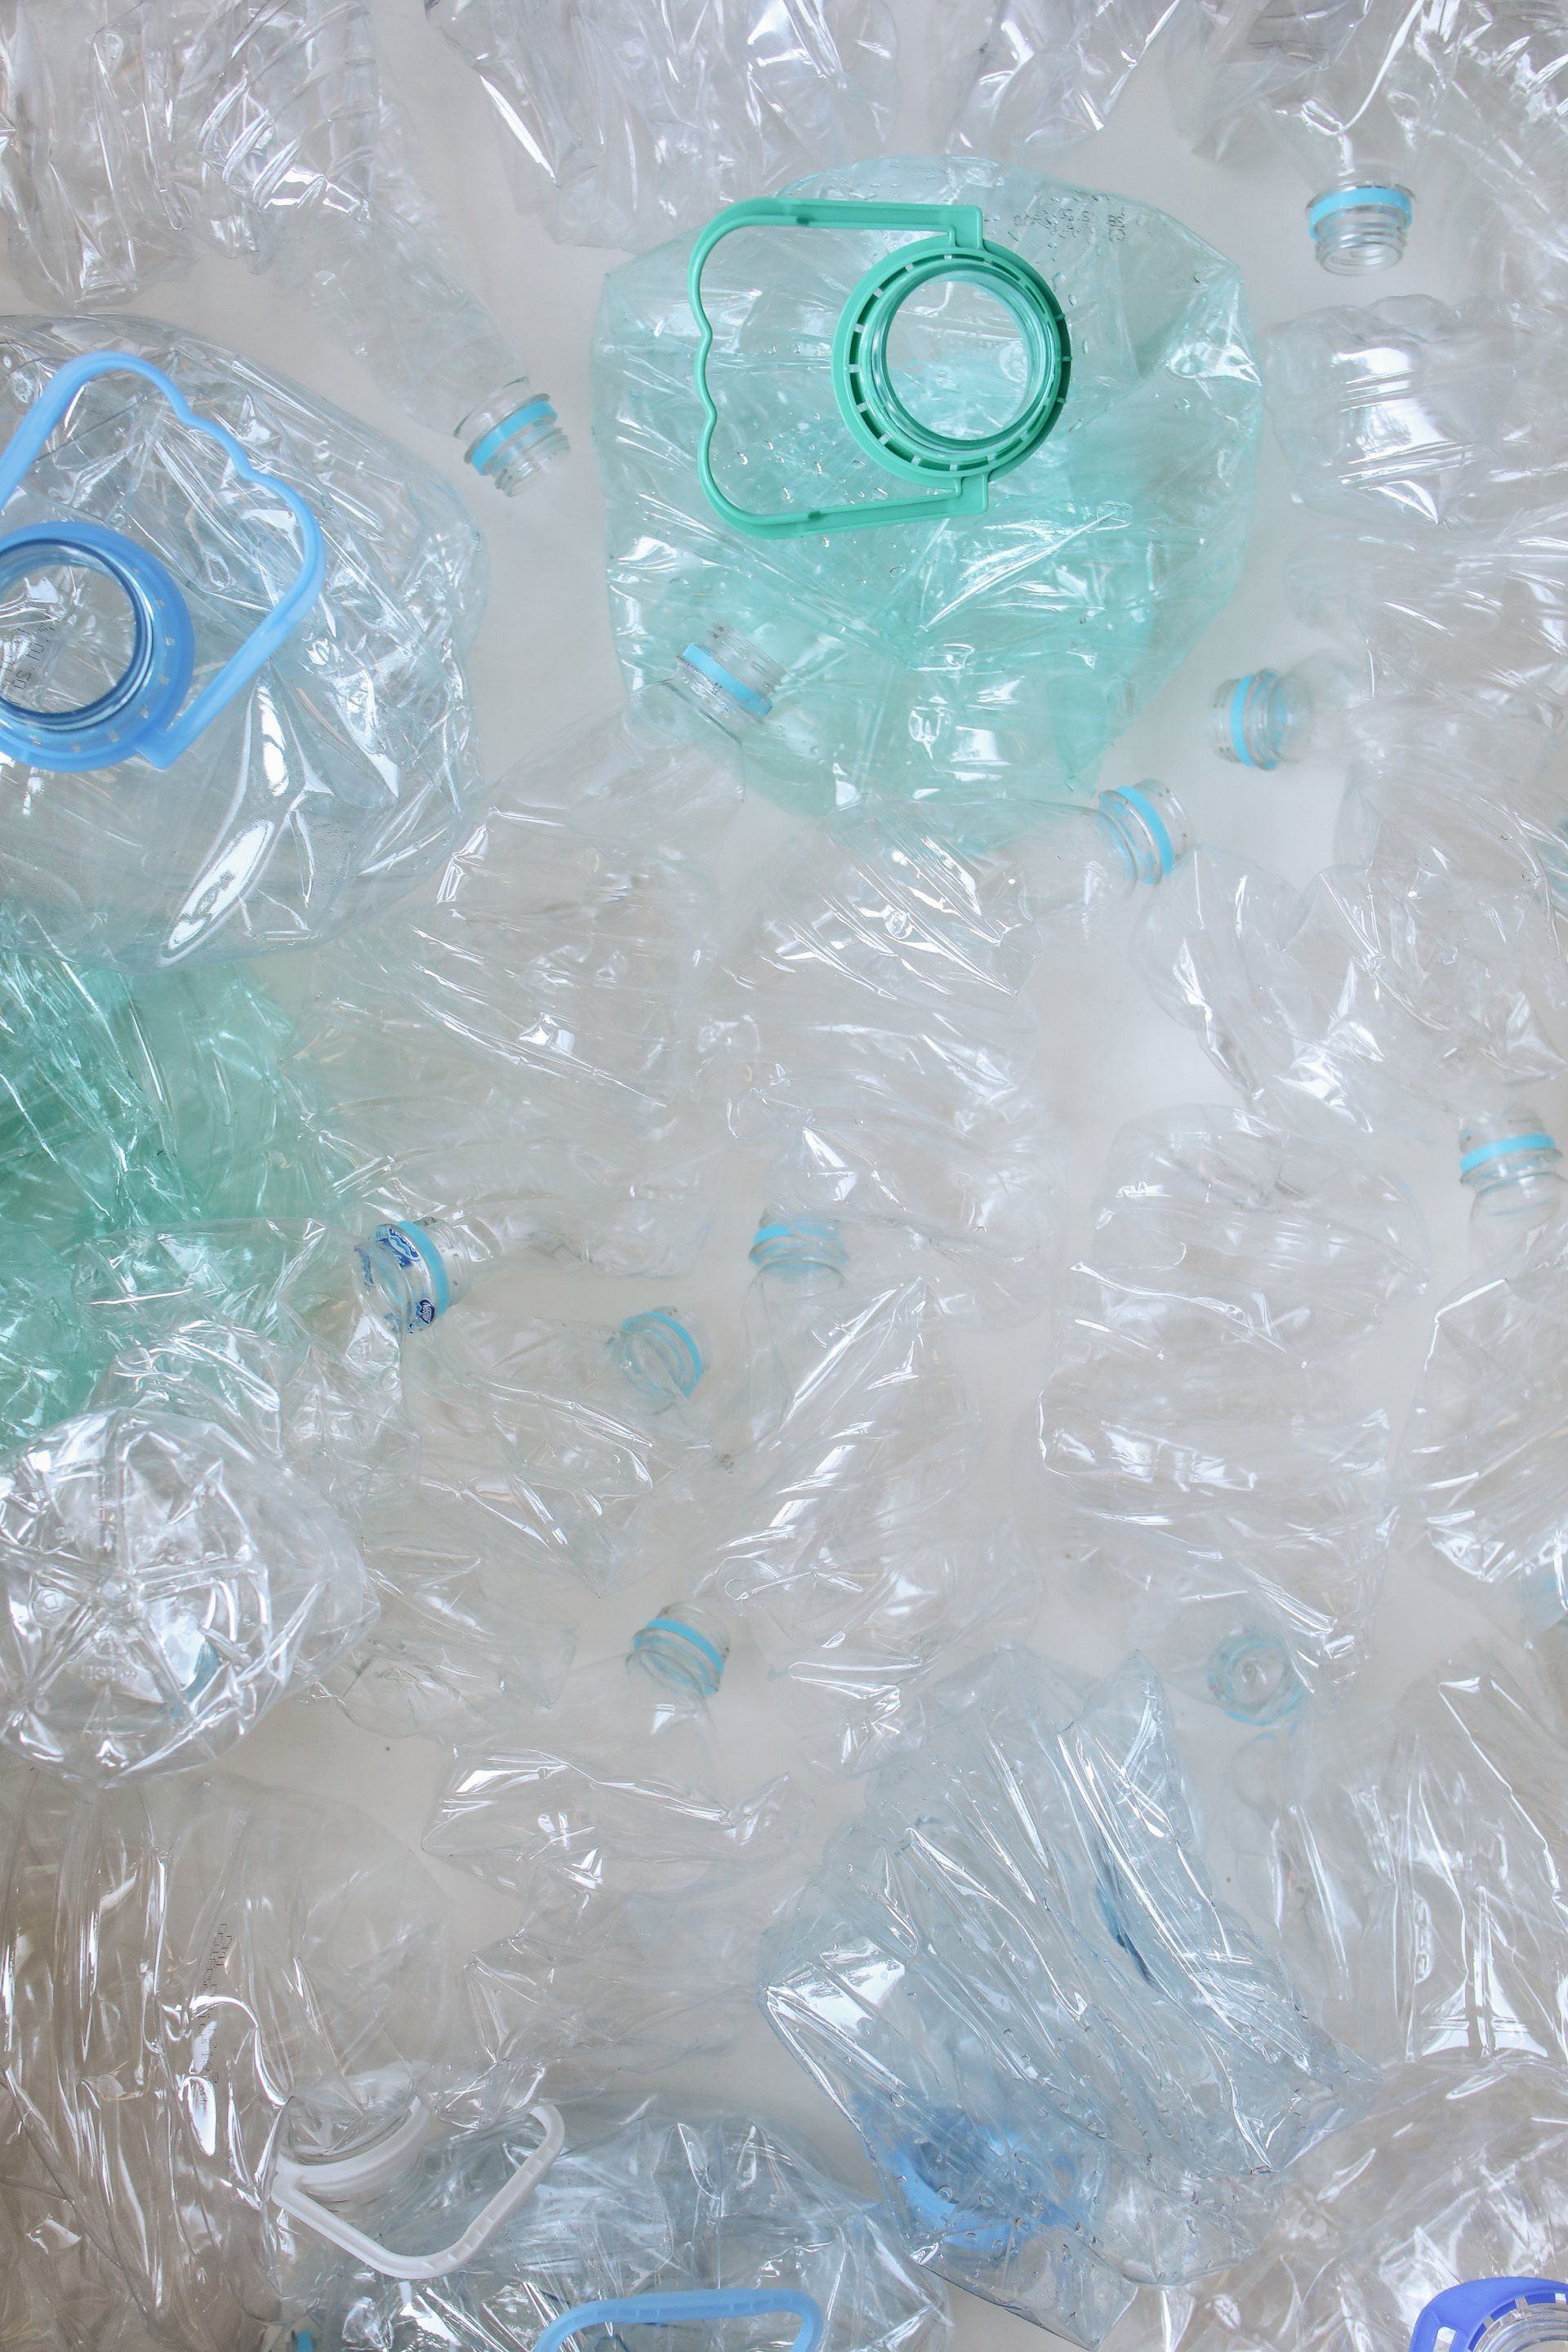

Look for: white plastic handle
[272,2100,564,2282]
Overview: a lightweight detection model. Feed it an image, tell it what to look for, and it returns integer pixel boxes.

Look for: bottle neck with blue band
[1459,1109,1566,1263]
[630,1601,731,1699]
[1307,182,1413,274]
[457,377,568,493]
[0,350,324,775]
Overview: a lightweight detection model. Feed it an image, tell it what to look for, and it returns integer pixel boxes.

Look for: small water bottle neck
[749,1213,848,1289]
[457,380,568,493]
[1094,783,1189,889]
[355,1218,481,1333]
[629,1603,729,1698]
[658,625,782,744]
[1307,184,1413,274]
[611,1310,707,1405]
[1460,1114,1566,1259]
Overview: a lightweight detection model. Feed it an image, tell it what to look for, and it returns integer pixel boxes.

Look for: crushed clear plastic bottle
[273,635,752,1279]
[933,0,1183,157]
[760,1646,1375,2349]
[593,155,1260,822]
[1027,1105,1425,1713]
[684,1223,1037,1771]
[722,785,1187,1321]
[1227,1654,1568,2069]
[0,318,484,969]
[425,0,898,251]
[1399,1111,1568,1642]
[0,0,563,481]
[274,2098,949,2352]
[0,1766,458,2346]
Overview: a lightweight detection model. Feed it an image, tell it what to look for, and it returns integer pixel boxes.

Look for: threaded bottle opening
[666,624,781,741]
[750,1213,847,1281]
[630,1606,728,1698]
[1459,1110,1562,1196]
[1212,671,1288,768]
[1206,1627,1303,1726]
[459,381,569,493]
[612,1309,706,1403]
[1307,186,1412,274]
[1098,782,1190,882]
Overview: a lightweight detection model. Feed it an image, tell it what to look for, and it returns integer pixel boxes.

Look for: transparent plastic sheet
[0,2114,173,2352]
[593,155,1261,823]
[425,0,898,251]
[1440,2,1568,310]
[0,315,483,970]
[760,1647,1376,2349]
[400,1298,713,1595]
[1399,1202,1568,1641]
[0,1767,457,2350]
[719,795,1181,1321]
[1265,297,1568,531]
[274,688,744,1280]
[278,2096,951,2352]
[1135,822,1568,1143]
[1225,1656,1568,2070]
[933,0,1183,157]
[689,1272,1039,1773]
[1027,1105,1424,1712]
[1125,2057,1568,2352]
[0,0,539,450]
[0,1404,375,1781]
[1166,0,1450,266]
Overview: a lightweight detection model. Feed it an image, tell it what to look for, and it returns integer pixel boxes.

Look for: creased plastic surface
[0,1403,374,1781]
[935,0,1182,157]
[426,0,898,251]
[0,314,483,969]
[1137,822,1568,1142]
[1131,2059,1568,2352]
[760,1646,1375,2347]
[1400,1191,1568,1638]
[277,690,741,1278]
[1028,1106,1423,1708]
[283,2096,950,2352]
[692,1274,1038,1772]
[720,802,1157,1321]
[0,0,529,439]
[0,1766,455,2350]
[594,155,1260,822]
[1227,1658,1568,2069]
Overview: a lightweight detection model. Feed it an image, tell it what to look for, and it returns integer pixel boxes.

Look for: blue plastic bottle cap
[1410,2281,1568,2352]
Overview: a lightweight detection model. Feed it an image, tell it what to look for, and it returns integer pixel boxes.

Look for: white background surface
[9,9,1523,2346]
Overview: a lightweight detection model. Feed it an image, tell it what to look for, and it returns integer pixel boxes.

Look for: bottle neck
[749,1213,848,1288]
[457,380,568,494]
[610,1309,707,1405]
[1307,184,1413,274]
[1460,1115,1566,1260]
[629,1602,729,1698]
[1094,783,1189,888]
[355,1218,484,1333]
[655,625,781,746]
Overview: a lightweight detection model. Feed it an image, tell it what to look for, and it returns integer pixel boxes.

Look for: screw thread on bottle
[630,1602,729,1698]
[667,625,781,740]
[1097,782,1190,884]
[749,1211,847,1283]
[1459,1109,1562,1197]
[458,380,568,493]
[612,1308,708,1404]
[1307,186,1412,274]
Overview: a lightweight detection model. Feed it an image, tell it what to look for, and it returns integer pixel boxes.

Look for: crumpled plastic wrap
[0,1403,375,1781]
[760,1646,1375,2349]
[1127,2058,1568,2352]
[1227,1657,1568,2070]
[1136,817,1568,1143]
[593,154,1260,822]
[934,0,1182,157]
[426,0,898,250]
[0,1766,457,2350]
[693,1273,1039,1771]
[0,0,533,444]
[1027,1106,1424,1711]
[0,314,484,970]
[287,2096,952,2352]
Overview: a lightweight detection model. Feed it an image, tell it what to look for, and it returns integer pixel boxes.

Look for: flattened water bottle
[594,156,1260,822]
[0,319,483,968]
[0,0,564,489]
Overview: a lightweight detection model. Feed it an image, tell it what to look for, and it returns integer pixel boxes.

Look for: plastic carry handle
[270,2101,564,2283]
[536,2287,826,2352]
[690,198,1067,541]
[0,350,325,769]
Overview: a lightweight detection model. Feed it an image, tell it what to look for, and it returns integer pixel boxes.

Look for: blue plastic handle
[1410,2282,1568,2352]
[535,2289,826,2352]
[0,350,325,771]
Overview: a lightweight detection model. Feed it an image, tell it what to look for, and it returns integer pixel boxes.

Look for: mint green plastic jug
[592,158,1262,826]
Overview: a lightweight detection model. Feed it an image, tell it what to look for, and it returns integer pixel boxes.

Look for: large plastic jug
[592,157,1261,825]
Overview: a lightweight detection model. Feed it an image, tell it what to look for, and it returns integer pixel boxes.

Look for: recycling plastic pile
[3,7,1568,2352]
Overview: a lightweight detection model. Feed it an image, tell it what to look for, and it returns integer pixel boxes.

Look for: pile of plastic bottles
[2,7,1567,2352]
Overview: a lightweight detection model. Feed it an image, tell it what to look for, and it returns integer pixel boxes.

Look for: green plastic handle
[690,197,1070,541]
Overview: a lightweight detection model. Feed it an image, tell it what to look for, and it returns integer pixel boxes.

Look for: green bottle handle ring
[690,198,1071,540]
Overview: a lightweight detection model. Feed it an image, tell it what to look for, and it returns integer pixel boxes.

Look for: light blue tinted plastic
[0,351,324,771]
[537,2288,826,2352]
[1459,1134,1557,1175]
